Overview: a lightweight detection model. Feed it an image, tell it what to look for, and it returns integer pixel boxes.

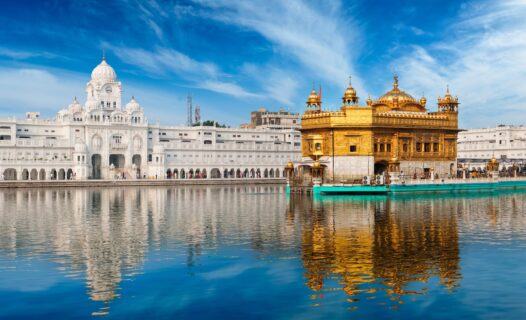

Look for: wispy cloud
[198,80,260,98]
[393,0,526,127]
[0,48,56,60]
[0,68,84,115]
[193,0,364,94]
[109,45,259,100]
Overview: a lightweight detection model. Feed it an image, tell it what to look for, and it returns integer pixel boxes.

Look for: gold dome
[343,85,357,99]
[376,75,417,106]
[438,86,458,104]
[307,89,320,105]
[420,95,427,106]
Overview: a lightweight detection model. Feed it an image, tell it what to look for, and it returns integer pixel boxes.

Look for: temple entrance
[109,154,125,168]
[374,161,388,175]
[132,154,141,177]
[92,154,101,179]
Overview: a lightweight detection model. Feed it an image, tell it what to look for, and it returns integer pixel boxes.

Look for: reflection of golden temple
[292,75,460,182]
[288,196,463,304]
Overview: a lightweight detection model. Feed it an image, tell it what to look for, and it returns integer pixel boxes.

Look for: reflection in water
[289,193,526,307]
[0,187,526,318]
[0,186,287,316]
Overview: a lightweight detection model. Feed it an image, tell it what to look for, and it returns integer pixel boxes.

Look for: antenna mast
[186,93,193,126]
[195,105,201,124]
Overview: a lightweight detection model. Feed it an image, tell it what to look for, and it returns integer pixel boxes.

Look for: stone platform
[0,178,286,189]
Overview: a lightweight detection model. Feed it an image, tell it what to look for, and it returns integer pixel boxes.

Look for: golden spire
[342,75,358,105]
[393,74,399,89]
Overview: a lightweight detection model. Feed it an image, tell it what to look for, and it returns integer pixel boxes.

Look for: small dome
[74,143,88,153]
[68,97,83,113]
[286,161,294,168]
[307,89,319,105]
[366,96,373,106]
[420,95,427,106]
[91,57,117,83]
[342,77,358,104]
[125,96,141,113]
[438,86,458,104]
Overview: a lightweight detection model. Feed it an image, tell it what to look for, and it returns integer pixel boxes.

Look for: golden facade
[300,76,460,180]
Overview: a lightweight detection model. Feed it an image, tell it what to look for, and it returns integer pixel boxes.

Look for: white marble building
[0,57,302,180]
[457,125,526,169]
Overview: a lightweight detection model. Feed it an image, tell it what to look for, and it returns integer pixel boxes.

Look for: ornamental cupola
[420,94,427,108]
[438,85,459,112]
[306,84,321,112]
[342,76,359,105]
[91,54,117,84]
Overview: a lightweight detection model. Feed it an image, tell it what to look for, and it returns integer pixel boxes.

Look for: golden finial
[102,49,106,61]
[349,75,352,86]
[393,74,399,89]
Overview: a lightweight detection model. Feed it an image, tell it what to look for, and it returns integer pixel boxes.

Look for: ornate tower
[85,55,122,113]
[342,76,359,106]
[438,86,459,113]
[306,85,321,113]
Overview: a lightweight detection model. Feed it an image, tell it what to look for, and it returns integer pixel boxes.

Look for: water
[0,186,525,319]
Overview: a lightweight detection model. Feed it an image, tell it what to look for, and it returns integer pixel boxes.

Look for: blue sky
[0,0,525,128]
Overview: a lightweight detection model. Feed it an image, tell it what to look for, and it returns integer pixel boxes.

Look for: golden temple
[298,75,460,182]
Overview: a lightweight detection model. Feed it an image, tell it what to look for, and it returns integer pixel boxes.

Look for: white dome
[91,58,116,83]
[125,96,141,113]
[68,97,83,113]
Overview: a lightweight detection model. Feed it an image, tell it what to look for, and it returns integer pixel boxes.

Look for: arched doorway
[201,169,207,179]
[58,169,66,180]
[269,168,275,178]
[67,169,74,180]
[92,154,101,179]
[173,169,179,179]
[243,169,249,178]
[189,169,194,179]
[30,169,38,180]
[3,168,17,180]
[250,169,255,178]
[229,169,235,178]
[180,169,186,179]
[132,154,141,177]
[166,169,172,179]
[264,169,269,178]
[22,169,29,180]
[256,169,261,178]
[374,161,388,175]
[39,169,46,180]
[195,169,201,178]
[236,169,241,178]
[50,169,57,180]
[109,154,125,168]
[211,168,221,178]
[275,168,280,178]
[223,169,228,178]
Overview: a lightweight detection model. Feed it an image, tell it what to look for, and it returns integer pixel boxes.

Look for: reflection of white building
[0,57,301,180]
[457,125,526,169]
